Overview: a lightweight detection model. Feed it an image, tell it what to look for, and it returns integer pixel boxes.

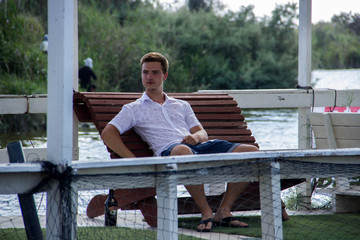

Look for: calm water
[1,69,359,216]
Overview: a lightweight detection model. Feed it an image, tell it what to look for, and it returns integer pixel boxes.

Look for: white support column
[72,2,79,161]
[157,164,178,240]
[259,161,283,240]
[298,0,312,150]
[47,0,76,166]
[297,0,313,209]
[46,0,78,239]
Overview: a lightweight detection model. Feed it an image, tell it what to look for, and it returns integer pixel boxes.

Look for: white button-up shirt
[108,92,201,156]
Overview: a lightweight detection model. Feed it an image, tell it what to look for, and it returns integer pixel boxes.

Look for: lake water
[1,69,359,216]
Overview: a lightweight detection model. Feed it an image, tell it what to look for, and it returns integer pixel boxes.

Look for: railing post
[297,0,313,210]
[156,163,178,240]
[47,0,78,239]
[259,161,283,240]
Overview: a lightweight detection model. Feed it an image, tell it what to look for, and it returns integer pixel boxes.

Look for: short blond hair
[140,52,169,74]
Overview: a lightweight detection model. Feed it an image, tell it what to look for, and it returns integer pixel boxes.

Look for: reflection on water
[243,108,298,150]
[78,128,110,161]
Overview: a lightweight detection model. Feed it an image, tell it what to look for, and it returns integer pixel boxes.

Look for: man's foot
[196,218,214,232]
[213,216,248,228]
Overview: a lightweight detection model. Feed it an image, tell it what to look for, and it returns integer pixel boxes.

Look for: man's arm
[101,124,136,158]
[181,125,208,145]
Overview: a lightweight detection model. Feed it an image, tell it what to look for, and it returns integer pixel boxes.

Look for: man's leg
[170,145,214,231]
[214,144,259,227]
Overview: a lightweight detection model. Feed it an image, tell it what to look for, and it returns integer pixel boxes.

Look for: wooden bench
[310,112,360,213]
[73,92,304,226]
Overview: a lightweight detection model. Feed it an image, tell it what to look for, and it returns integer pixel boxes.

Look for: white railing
[1,148,360,239]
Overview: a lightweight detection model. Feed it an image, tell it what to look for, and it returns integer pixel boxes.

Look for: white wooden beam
[297,0,313,211]
[47,0,78,239]
[0,95,47,114]
[298,0,312,88]
[47,0,76,167]
[0,148,47,163]
[198,89,360,109]
[259,161,283,240]
[1,89,359,114]
[156,164,178,240]
[1,148,360,192]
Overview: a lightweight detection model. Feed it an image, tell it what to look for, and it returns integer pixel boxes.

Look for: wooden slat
[93,113,244,122]
[208,136,256,142]
[311,112,360,149]
[202,122,247,128]
[92,106,122,113]
[312,126,360,140]
[185,100,237,106]
[310,112,360,126]
[196,114,243,120]
[192,106,241,113]
[206,129,252,135]
[314,139,360,149]
[87,99,134,106]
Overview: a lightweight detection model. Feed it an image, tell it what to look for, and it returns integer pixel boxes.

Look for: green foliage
[0,0,47,94]
[1,0,360,95]
[313,13,360,69]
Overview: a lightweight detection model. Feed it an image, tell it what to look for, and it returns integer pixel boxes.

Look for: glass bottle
[104,189,118,226]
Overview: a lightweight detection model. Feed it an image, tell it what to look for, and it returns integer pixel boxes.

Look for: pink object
[324,106,360,113]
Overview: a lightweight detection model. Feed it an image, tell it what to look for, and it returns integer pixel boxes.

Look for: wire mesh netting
[1,158,360,240]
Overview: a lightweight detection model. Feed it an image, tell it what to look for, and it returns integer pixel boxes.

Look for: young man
[101,52,259,232]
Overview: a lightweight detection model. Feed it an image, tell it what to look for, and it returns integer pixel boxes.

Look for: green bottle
[104,189,118,226]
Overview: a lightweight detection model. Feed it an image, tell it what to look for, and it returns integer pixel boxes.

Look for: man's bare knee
[170,144,193,155]
[232,144,259,153]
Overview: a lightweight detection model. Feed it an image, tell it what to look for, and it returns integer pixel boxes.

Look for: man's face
[141,62,168,92]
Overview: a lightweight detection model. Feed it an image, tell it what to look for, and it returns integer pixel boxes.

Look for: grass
[2,214,360,239]
[0,227,202,240]
[178,213,360,240]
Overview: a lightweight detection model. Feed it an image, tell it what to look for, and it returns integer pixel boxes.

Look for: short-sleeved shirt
[108,92,202,156]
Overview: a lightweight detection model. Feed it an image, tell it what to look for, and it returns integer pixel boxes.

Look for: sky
[160,0,360,23]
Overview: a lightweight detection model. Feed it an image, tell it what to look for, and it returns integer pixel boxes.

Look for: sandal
[213,216,249,228]
[196,218,214,232]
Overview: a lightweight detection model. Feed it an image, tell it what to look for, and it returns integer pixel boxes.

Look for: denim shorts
[161,140,240,156]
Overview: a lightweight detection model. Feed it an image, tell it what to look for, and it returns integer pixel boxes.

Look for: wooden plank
[86,99,237,107]
[311,112,360,149]
[208,135,255,142]
[202,122,247,128]
[4,89,360,116]
[0,97,47,114]
[92,113,244,122]
[191,106,241,113]
[196,114,243,120]
[0,148,47,163]
[312,126,360,140]
[90,106,242,114]
[323,113,337,148]
[206,129,252,135]
[199,89,360,109]
[314,139,360,149]
[311,112,360,126]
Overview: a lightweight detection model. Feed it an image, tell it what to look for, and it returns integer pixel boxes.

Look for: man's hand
[181,134,200,145]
